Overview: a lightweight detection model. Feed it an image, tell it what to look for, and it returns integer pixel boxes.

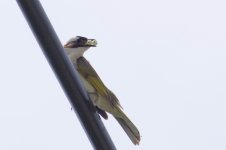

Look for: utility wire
[16,0,116,149]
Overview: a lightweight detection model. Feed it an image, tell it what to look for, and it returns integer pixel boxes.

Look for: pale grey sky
[0,0,226,149]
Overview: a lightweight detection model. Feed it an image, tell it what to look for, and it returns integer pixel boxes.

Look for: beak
[86,39,97,47]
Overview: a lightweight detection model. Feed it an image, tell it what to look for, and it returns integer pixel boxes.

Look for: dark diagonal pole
[16,0,116,149]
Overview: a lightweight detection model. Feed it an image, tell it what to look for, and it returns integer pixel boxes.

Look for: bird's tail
[114,110,140,145]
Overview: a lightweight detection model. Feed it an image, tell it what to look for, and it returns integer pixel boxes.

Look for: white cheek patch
[64,47,89,60]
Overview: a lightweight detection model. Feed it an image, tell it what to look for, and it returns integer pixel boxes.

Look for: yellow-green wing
[76,57,120,107]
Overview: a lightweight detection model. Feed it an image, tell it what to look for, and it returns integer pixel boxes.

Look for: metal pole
[16,0,116,149]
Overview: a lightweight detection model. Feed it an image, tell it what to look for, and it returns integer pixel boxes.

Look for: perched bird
[64,36,140,145]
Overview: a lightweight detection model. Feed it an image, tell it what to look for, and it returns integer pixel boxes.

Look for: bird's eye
[77,37,87,45]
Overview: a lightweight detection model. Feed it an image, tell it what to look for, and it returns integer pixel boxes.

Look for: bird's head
[64,36,97,59]
[64,36,97,48]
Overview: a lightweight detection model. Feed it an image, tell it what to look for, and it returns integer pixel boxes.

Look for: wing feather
[76,57,120,107]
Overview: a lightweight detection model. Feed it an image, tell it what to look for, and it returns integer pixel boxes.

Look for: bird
[63,36,140,145]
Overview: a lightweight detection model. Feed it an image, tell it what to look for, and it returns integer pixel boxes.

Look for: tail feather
[114,112,140,145]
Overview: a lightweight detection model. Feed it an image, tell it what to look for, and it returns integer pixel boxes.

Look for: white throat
[64,47,89,61]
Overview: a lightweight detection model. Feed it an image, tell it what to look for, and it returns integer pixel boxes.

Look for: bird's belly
[78,74,114,113]
[78,74,100,105]
[78,74,95,93]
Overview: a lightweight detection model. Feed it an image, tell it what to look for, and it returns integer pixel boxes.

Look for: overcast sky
[0,0,226,149]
